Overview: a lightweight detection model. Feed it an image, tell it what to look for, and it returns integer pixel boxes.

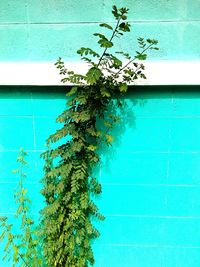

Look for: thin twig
[97,17,122,67]
[114,43,154,77]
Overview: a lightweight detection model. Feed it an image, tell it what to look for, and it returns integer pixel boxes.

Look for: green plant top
[40,5,158,267]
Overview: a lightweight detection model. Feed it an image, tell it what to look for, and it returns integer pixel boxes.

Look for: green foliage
[41,5,158,267]
[0,149,44,267]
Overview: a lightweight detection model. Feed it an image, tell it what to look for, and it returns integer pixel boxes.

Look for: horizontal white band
[0,61,200,86]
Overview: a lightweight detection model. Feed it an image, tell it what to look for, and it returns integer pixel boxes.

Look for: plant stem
[97,17,122,67]
[114,43,154,76]
[10,238,29,267]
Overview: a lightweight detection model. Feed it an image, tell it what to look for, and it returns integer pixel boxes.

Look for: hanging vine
[40,5,158,267]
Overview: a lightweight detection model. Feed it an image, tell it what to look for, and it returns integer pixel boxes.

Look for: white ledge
[0,61,200,86]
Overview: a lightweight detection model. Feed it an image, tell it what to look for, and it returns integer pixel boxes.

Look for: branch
[114,43,155,77]
[97,18,122,68]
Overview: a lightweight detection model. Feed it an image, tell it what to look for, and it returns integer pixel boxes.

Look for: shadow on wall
[95,95,148,181]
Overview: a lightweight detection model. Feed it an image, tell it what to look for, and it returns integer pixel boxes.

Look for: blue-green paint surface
[1,0,200,265]
[0,1,200,61]
[0,88,200,266]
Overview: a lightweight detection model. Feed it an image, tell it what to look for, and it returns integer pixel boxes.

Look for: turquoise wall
[0,87,200,266]
[1,0,200,266]
[0,87,67,266]
[94,88,200,266]
[0,0,200,61]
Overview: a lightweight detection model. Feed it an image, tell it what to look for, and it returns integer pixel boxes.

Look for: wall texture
[0,0,200,61]
[1,1,200,266]
[0,88,200,267]
[94,89,200,266]
[0,87,67,266]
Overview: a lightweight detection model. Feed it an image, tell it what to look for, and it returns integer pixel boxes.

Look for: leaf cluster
[41,5,158,267]
[0,149,44,267]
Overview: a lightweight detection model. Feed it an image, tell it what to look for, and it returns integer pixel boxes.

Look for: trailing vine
[40,5,158,267]
[0,149,44,267]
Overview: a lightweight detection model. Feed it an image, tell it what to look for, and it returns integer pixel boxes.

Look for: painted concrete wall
[94,89,200,266]
[1,1,200,266]
[0,88,200,267]
[0,87,67,266]
[0,0,200,61]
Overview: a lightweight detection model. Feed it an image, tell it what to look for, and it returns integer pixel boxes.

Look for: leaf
[119,83,128,92]
[77,47,100,58]
[88,145,97,151]
[110,55,122,69]
[112,5,120,19]
[93,33,105,38]
[66,86,78,96]
[99,39,113,48]
[74,111,91,122]
[119,7,129,15]
[105,134,113,143]
[100,87,111,97]
[119,22,131,32]
[99,23,113,30]
[94,33,113,48]
[147,38,158,45]
[116,51,131,60]
[121,15,127,20]
[85,67,102,85]
[136,52,147,60]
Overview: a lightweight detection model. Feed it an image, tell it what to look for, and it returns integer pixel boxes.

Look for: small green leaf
[136,53,147,60]
[105,134,113,143]
[112,5,120,19]
[77,47,100,58]
[116,51,131,60]
[99,23,113,30]
[119,22,131,32]
[99,39,113,48]
[147,38,158,45]
[94,33,113,48]
[88,145,97,151]
[93,33,105,38]
[100,87,111,97]
[119,83,128,92]
[85,67,102,85]
[121,15,127,20]
[66,86,78,96]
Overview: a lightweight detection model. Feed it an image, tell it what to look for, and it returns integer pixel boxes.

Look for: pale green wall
[0,0,200,61]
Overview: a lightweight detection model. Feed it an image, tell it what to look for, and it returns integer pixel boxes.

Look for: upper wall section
[0,0,200,62]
